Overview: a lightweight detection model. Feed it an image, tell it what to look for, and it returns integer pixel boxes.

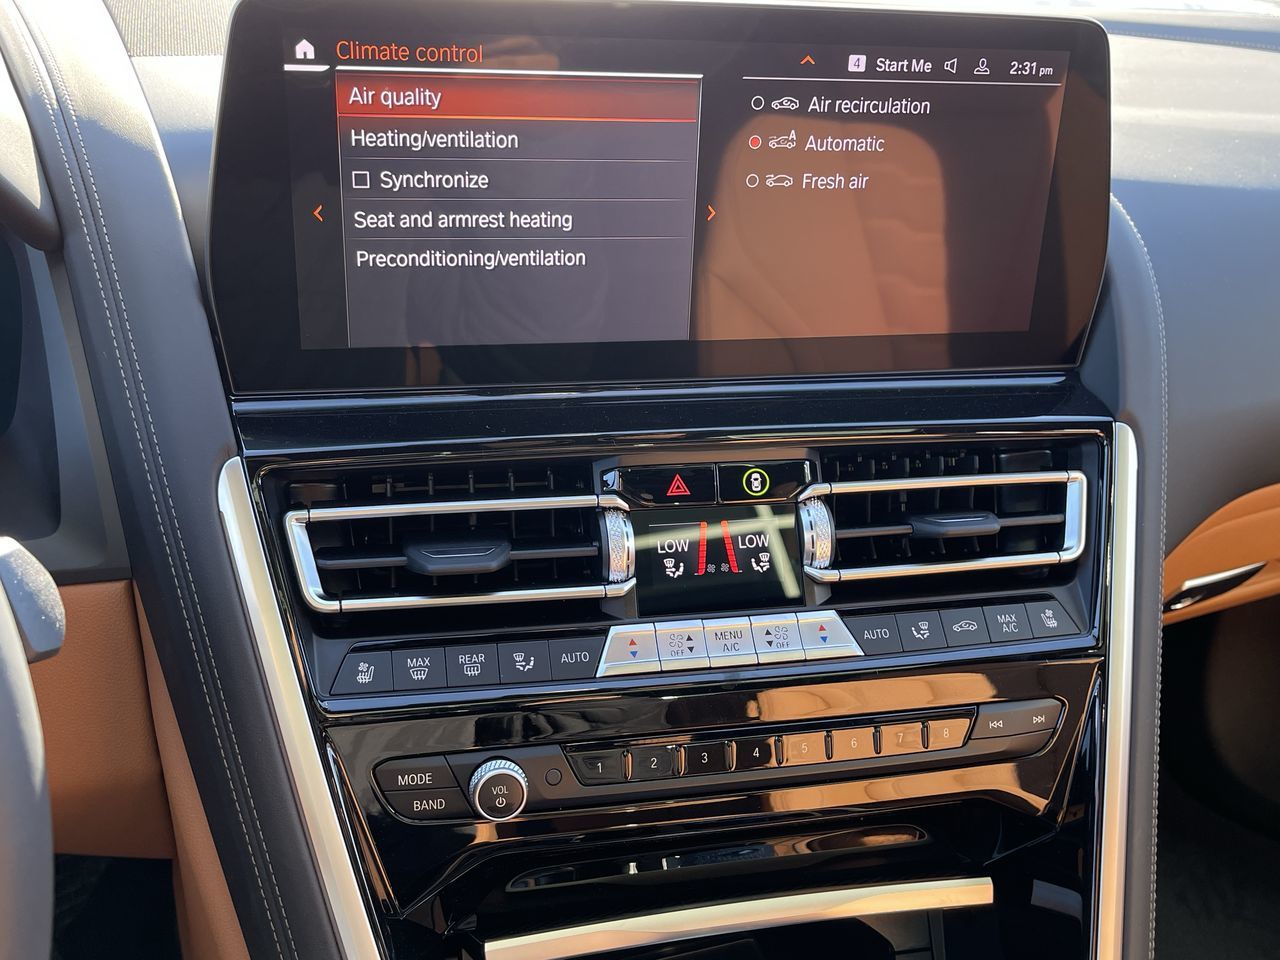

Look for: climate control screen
[631,506,804,617]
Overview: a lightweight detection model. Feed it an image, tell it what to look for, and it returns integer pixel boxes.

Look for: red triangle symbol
[628,638,637,646]
[666,473,691,497]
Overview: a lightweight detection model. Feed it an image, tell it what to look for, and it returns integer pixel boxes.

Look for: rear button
[384,788,470,822]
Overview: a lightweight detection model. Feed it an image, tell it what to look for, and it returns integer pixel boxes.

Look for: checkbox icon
[351,170,370,189]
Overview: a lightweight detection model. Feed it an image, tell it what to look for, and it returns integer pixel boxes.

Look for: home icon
[294,39,315,60]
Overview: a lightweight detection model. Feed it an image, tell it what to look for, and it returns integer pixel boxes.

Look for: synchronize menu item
[334,69,702,348]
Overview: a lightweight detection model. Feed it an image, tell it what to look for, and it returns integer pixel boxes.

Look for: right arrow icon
[706,204,716,222]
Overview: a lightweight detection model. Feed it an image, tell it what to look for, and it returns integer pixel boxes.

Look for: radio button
[655,620,712,670]
[374,756,457,794]
[842,615,903,655]
[568,749,627,785]
[683,741,730,775]
[598,625,660,677]
[797,611,863,659]
[782,731,829,765]
[629,745,679,781]
[749,614,804,662]
[879,722,927,756]
[734,737,778,770]
[704,617,758,667]
[926,717,972,750]
[830,726,876,761]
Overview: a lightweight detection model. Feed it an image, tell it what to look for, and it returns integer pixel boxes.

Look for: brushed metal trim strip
[1096,422,1138,960]
[1176,560,1265,596]
[486,877,993,960]
[300,493,607,523]
[820,469,1082,496]
[218,460,380,960]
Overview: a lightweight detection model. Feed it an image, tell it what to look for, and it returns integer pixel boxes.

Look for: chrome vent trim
[285,494,635,613]
[799,497,835,570]
[604,508,636,583]
[801,470,1087,583]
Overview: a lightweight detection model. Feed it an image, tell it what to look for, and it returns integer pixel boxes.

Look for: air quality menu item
[332,70,701,348]
[632,506,804,617]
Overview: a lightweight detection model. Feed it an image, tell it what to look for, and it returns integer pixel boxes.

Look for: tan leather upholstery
[28,580,174,858]
[139,596,251,960]
[1165,483,1280,624]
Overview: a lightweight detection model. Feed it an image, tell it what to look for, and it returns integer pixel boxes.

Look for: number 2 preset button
[628,745,679,780]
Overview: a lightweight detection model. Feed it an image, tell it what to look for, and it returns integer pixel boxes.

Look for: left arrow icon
[312,204,324,222]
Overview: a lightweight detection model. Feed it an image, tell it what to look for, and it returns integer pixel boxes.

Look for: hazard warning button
[604,465,716,506]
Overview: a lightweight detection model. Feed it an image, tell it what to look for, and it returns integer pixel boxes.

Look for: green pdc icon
[742,467,770,497]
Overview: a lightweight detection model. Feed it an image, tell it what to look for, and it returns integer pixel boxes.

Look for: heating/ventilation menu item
[334,71,701,348]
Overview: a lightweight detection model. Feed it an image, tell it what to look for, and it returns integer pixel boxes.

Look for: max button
[392,646,446,690]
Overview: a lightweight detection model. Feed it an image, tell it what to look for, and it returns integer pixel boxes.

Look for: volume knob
[468,759,529,822]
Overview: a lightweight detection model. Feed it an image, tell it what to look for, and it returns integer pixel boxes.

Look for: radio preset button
[655,620,712,670]
[683,741,730,775]
[749,614,804,662]
[926,717,972,750]
[568,749,627,785]
[797,610,862,659]
[782,731,829,765]
[628,745,679,781]
[704,617,758,667]
[830,726,876,761]
[598,624,660,677]
[879,722,927,756]
[734,736,778,770]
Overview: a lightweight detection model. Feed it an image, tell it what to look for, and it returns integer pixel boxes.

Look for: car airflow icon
[951,620,980,632]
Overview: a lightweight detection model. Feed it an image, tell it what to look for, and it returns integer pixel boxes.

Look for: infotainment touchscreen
[209,0,1109,392]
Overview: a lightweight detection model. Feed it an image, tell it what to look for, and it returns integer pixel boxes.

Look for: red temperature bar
[335,72,700,122]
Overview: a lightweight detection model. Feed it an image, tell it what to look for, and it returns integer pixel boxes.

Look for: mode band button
[374,756,458,794]
[383,788,469,823]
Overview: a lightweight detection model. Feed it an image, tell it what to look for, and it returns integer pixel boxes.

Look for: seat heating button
[331,651,393,696]
[940,608,991,646]
[628,745,679,781]
[983,604,1033,642]
[797,610,862,659]
[749,614,804,663]
[1027,601,1079,638]
[374,756,457,793]
[704,617,758,667]
[879,722,926,756]
[383,788,470,822]
[598,624,660,677]
[972,699,1063,739]
[655,620,712,670]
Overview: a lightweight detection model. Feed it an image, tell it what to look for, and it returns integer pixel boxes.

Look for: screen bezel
[207,0,1110,397]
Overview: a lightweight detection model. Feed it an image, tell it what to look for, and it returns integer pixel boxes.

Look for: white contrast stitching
[10,8,294,957]
[1112,196,1168,960]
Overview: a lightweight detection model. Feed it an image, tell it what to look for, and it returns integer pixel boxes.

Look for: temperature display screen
[632,505,804,617]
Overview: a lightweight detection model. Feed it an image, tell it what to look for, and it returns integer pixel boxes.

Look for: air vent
[281,463,635,613]
[803,444,1087,584]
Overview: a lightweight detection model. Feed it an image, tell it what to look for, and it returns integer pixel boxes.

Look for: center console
[209,2,1122,958]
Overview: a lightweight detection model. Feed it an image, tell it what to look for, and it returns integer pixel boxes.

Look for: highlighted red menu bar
[333,69,703,350]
